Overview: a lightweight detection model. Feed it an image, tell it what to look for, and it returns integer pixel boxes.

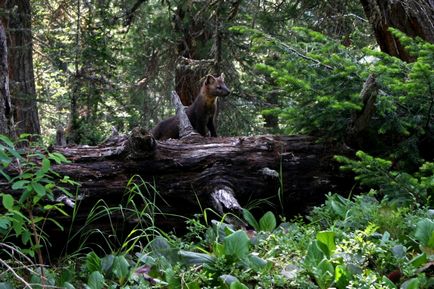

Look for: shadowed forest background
[0,0,428,145]
[0,0,433,288]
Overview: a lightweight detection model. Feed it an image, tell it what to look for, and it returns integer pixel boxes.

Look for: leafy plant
[242,209,277,232]
[0,134,76,285]
[336,151,433,205]
[414,218,434,255]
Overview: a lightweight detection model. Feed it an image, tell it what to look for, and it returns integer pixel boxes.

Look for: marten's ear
[205,74,216,85]
[220,73,225,81]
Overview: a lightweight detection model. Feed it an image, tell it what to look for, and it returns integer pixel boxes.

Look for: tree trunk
[0,20,14,137]
[360,0,434,62]
[1,0,40,136]
[172,3,223,106]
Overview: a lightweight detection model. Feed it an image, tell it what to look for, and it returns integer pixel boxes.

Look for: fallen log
[0,129,350,256]
[0,92,351,256]
[47,130,347,223]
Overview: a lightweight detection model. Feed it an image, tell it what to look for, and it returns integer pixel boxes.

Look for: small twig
[0,243,35,264]
[266,35,334,70]
[0,257,32,289]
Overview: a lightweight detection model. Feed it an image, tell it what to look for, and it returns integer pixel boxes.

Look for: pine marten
[151,73,230,140]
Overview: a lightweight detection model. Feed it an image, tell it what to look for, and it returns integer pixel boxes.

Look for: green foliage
[0,135,75,257]
[2,2,432,288]
[232,24,433,173]
[414,219,434,255]
[336,151,433,205]
[231,25,366,140]
[1,186,433,288]
[242,209,276,232]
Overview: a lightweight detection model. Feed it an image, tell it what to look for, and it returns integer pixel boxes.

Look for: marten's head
[203,73,231,97]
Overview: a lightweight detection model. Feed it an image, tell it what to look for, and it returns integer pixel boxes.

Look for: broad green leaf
[101,255,115,273]
[315,259,334,289]
[316,231,336,258]
[330,199,346,217]
[112,255,130,285]
[0,135,14,147]
[247,254,268,271]
[0,217,11,230]
[224,230,250,259]
[335,265,351,289]
[86,252,102,273]
[62,282,75,289]
[400,277,420,289]
[21,230,31,245]
[317,258,334,275]
[30,268,56,287]
[149,236,179,263]
[214,242,225,257]
[305,241,325,266]
[391,245,406,258]
[5,146,21,160]
[0,149,12,165]
[49,152,69,164]
[242,209,259,231]
[86,271,105,289]
[32,182,46,197]
[415,218,434,248]
[41,158,50,172]
[59,268,74,285]
[230,281,249,289]
[381,231,391,245]
[44,205,69,216]
[19,173,33,179]
[409,253,427,267]
[259,211,277,232]
[164,267,180,289]
[179,250,216,265]
[32,216,44,224]
[12,180,29,190]
[2,194,14,210]
[184,282,200,289]
[220,274,239,286]
[19,189,31,203]
[22,248,35,257]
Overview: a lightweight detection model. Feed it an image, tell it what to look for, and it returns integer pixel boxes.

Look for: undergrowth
[1,133,433,288]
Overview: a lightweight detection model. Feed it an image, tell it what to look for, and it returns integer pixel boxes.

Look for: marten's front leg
[207,118,217,137]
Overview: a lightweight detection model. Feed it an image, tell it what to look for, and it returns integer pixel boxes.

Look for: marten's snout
[218,84,231,96]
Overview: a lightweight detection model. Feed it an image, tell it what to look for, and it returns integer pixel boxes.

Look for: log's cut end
[127,127,157,159]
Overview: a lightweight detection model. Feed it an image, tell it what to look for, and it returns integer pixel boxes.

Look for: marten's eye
[217,86,222,90]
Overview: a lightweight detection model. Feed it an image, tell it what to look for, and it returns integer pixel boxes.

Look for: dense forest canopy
[0,0,433,288]
[0,1,431,164]
[4,0,377,142]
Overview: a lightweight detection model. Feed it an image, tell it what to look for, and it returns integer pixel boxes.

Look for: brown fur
[151,73,230,140]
